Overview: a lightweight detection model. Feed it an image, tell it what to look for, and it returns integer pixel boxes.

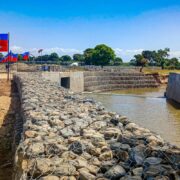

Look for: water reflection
[87,86,180,147]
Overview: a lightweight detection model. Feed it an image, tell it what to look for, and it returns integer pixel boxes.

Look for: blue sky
[0,0,180,60]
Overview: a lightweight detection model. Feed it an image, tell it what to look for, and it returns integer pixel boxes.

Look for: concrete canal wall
[42,72,84,93]
[166,73,180,103]
[13,73,179,180]
[42,71,159,93]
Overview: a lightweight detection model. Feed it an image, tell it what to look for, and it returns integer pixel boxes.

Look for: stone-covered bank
[13,73,180,180]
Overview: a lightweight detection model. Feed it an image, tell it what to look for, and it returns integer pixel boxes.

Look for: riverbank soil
[0,72,13,80]
[0,79,20,180]
[143,68,180,75]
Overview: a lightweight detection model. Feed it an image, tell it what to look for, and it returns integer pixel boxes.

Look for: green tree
[49,53,59,62]
[155,48,170,69]
[83,48,94,65]
[35,54,50,63]
[167,57,179,69]
[92,44,115,66]
[142,50,156,65]
[73,54,84,62]
[113,57,123,65]
[133,48,171,69]
[61,55,72,62]
[130,59,137,66]
[133,54,148,72]
[42,55,50,62]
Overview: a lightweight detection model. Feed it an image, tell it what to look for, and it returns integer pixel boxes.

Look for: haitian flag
[22,52,29,60]
[0,52,18,63]
[0,34,9,52]
[0,54,9,63]
[9,52,18,62]
[0,56,4,63]
[12,53,18,62]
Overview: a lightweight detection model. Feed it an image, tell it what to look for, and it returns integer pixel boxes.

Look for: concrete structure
[42,72,84,93]
[166,73,180,103]
[42,71,159,93]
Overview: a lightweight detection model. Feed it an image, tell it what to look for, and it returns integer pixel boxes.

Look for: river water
[86,86,180,147]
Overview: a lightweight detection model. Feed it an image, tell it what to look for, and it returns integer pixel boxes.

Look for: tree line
[130,48,180,71]
[0,45,179,70]
[34,44,123,66]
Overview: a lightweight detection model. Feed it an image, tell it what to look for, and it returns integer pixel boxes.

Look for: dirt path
[0,73,13,80]
[0,79,20,180]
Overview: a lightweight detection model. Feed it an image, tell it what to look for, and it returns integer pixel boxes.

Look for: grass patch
[143,68,180,75]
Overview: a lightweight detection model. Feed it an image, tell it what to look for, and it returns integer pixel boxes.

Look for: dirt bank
[0,79,20,180]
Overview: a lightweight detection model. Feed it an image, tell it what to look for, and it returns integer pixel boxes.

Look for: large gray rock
[129,145,146,165]
[54,163,77,176]
[79,168,96,180]
[69,141,85,155]
[120,175,142,180]
[132,167,143,176]
[144,157,162,166]
[110,142,131,151]
[99,150,113,161]
[114,149,129,162]
[72,156,88,169]
[27,142,45,155]
[60,127,75,138]
[28,158,54,176]
[143,165,166,177]
[40,176,59,180]
[104,128,121,140]
[104,165,126,179]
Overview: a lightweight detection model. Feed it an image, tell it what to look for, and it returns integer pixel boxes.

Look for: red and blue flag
[22,52,29,60]
[0,54,9,63]
[0,34,9,52]
[9,52,18,62]
[0,52,18,63]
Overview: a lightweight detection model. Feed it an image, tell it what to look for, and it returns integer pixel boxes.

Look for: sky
[0,0,180,61]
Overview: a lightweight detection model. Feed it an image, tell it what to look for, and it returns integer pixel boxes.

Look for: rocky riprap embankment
[13,73,180,180]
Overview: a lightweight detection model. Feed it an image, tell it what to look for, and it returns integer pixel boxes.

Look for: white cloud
[10,46,180,61]
[170,51,180,58]
[113,48,123,54]
[114,48,144,55]
[115,49,180,60]
[43,47,82,54]
[11,45,24,52]
[10,46,83,56]
[125,49,144,54]
[114,48,144,60]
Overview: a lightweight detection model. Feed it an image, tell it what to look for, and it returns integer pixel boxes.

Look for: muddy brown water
[86,86,180,147]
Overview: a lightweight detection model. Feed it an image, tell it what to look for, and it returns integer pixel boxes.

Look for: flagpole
[16,55,18,72]
[7,32,10,81]
[41,51,42,65]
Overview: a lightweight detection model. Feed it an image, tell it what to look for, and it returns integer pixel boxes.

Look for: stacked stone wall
[84,72,159,92]
[13,73,179,180]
